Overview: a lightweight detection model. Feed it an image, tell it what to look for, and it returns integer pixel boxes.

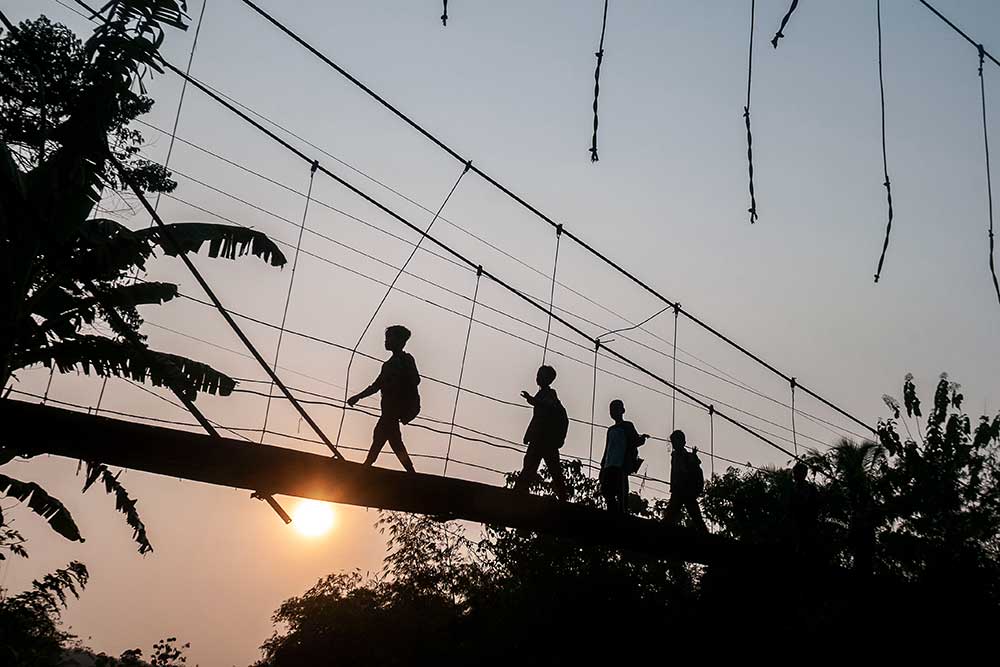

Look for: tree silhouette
[0,3,286,554]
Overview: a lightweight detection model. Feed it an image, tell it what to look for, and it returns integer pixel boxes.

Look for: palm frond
[0,474,83,543]
[138,223,287,267]
[14,334,235,398]
[82,461,152,554]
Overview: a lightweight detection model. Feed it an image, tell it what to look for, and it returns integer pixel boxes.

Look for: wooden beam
[1,399,746,564]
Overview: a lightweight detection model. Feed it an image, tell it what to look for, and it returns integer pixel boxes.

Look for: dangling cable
[541,224,563,364]
[744,0,759,224]
[709,404,716,478]
[443,266,482,476]
[588,339,600,479]
[441,0,448,26]
[260,160,318,442]
[770,0,800,49]
[873,0,895,283]
[590,0,610,162]
[671,303,680,432]
[335,161,472,448]
[790,377,799,456]
[977,45,1000,306]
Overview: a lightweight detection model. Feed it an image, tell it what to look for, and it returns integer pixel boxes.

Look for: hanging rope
[441,0,448,26]
[335,161,472,447]
[744,0,759,224]
[541,224,563,364]
[978,45,1000,305]
[873,0,895,283]
[790,377,799,456]
[671,303,680,431]
[443,266,482,476]
[588,339,600,479]
[260,160,318,442]
[709,404,715,478]
[590,0,610,162]
[770,0,800,49]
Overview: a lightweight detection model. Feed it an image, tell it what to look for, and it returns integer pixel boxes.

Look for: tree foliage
[0,4,285,554]
[258,376,1000,663]
[0,561,88,667]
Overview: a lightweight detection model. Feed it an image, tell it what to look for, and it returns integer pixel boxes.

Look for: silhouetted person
[790,461,818,555]
[513,365,568,500]
[663,430,707,532]
[348,325,420,473]
[601,399,649,514]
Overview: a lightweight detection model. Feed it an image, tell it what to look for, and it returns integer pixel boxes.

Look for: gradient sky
[3,1,999,664]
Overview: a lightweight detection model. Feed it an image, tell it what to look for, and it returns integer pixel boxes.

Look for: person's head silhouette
[609,399,625,421]
[669,429,686,451]
[536,365,556,388]
[793,461,809,483]
[385,325,411,352]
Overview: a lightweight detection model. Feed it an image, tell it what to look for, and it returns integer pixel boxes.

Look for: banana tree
[0,2,287,553]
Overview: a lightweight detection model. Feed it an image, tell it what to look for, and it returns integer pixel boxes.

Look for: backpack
[399,387,420,424]
[397,355,421,425]
[550,398,570,449]
[686,450,705,497]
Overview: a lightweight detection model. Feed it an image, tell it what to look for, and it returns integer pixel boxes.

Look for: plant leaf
[0,474,84,542]
[138,222,287,267]
[14,334,236,399]
[81,461,152,554]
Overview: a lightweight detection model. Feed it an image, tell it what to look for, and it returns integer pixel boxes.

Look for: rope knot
[708,404,715,416]
[463,159,473,173]
[595,49,604,61]
[555,223,563,236]
[790,376,797,390]
[743,105,750,119]
[979,44,986,75]
[310,160,319,174]
[476,264,483,277]
[673,302,681,316]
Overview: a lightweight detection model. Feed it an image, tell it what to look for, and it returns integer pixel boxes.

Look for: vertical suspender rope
[260,160,319,442]
[590,0,610,162]
[873,0,895,283]
[541,224,563,365]
[670,303,680,432]
[113,155,343,463]
[94,0,209,417]
[441,1,448,27]
[151,0,209,213]
[335,161,472,448]
[708,404,716,478]
[588,339,600,479]
[744,0,759,224]
[977,45,1000,306]
[443,266,482,476]
[790,377,799,457]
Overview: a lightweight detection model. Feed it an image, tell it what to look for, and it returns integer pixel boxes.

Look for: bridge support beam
[2,400,743,565]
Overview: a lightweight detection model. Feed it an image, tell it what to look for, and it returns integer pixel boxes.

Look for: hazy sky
[3,1,999,664]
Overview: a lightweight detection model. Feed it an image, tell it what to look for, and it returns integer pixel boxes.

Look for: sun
[292,500,335,537]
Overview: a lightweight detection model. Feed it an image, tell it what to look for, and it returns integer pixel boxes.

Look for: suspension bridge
[15,0,992,563]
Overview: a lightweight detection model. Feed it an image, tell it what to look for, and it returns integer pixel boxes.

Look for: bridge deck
[2,399,746,565]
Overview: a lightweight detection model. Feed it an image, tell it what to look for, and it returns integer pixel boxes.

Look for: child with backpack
[347,325,421,473]
[663,430,707,531]
[513,365,568,500]
[601,399,649,514]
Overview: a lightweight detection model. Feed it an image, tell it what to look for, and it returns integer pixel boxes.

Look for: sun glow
[292,500,335,537]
